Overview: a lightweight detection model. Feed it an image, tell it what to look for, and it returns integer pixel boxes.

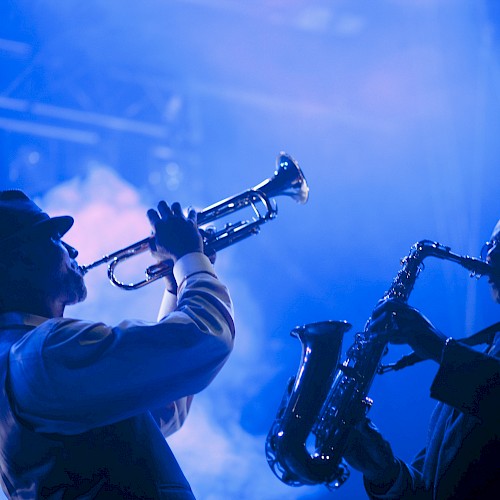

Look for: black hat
[0,190,74,246]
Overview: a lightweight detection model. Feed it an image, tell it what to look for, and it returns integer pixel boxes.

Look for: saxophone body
[265,320,352,488]
[266,240,493,490]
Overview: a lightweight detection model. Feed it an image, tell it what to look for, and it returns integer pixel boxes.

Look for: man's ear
[17,248,39,271]
[0,247,38,276]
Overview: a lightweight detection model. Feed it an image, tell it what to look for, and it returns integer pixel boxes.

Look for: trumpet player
[344,219,500,499]
[0,190,235,499]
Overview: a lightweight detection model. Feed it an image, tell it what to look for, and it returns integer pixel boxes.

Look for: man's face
[32,235,88,309]
[483,224,500,304]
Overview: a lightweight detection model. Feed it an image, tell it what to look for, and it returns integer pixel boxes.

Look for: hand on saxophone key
[368,299,448,364]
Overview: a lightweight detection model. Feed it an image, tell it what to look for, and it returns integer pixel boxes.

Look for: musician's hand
[368,299,447,363]
[344,417,400,488]
[158,259,177,295]
[147,201,203,264]
[198,229,216,264]
[206,248,217,265]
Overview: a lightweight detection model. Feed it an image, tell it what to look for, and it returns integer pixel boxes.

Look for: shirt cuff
[430,337,499,419]
[157,289,177,322]
[173,252,216,291]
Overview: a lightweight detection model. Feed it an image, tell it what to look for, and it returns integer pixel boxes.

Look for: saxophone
[265,240,493,490]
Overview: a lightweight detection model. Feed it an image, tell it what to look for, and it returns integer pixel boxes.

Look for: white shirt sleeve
[154,255,198,436]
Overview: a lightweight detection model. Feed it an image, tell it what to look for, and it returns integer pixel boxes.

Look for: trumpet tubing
[80,152,308,290]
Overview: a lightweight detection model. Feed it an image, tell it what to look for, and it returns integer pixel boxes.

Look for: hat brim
[0,215,74,247]
[32,215,74,239]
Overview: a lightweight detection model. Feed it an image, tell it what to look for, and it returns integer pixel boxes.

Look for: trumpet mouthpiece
[79,266,89,276]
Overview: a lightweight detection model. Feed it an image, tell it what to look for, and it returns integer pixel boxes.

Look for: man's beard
[58,264,88,306]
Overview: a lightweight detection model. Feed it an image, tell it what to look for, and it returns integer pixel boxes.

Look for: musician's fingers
[147,208,160,226]
[367,312,391,332]
[171,202,183,217]
[157,201,171,219]
[371,299,392,319]
[206,248,216,264]
[187,208,197,225]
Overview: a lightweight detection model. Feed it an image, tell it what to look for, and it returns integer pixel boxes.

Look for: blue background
[1,1,499,498]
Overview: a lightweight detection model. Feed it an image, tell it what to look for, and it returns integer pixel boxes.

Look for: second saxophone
[266,240,493,490]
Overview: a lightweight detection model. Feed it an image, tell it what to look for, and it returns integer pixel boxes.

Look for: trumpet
[80,152,309,290]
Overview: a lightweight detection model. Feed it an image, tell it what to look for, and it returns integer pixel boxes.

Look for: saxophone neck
[410,240,493,275]
[383,239,493,302]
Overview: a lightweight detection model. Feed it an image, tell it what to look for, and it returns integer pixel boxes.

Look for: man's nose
[62,241,79,259]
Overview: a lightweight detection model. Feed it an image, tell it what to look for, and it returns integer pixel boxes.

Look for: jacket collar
[0,312,49,329]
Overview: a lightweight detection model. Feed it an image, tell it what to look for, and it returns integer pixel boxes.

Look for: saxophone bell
[265,320,352,489]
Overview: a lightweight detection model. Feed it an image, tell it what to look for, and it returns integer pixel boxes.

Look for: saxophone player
[343,219,500,499]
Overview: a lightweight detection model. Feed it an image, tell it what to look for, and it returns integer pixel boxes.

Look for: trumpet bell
[254,152,309,205]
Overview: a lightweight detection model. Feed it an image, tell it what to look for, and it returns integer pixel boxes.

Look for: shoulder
[10,317,113,359]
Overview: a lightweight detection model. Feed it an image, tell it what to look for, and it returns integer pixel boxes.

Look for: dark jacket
[368,334,500,499]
